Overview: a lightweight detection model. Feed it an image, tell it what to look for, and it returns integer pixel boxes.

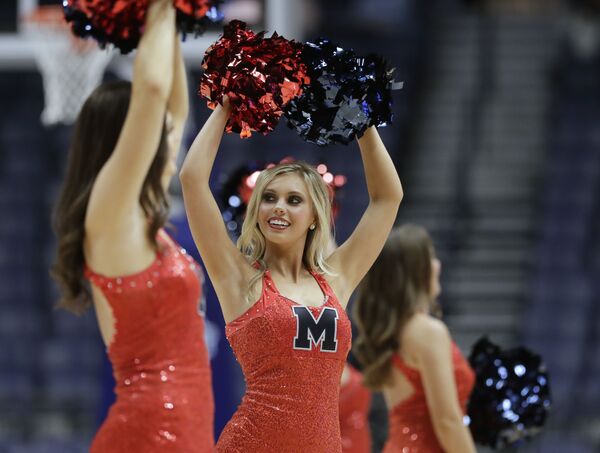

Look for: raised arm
[85,0,175,236]
[328,127,403,306]
[179,102,254,322]
[167,38,189,148]
[411,319,477,453]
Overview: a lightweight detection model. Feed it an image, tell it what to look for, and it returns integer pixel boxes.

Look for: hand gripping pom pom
[284,38,402,146]
[64,0,222,54]
[467,337,552,449]
[199,20,310,138]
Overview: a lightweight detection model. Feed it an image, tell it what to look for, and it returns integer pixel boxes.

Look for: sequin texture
[217,269,352,453]
[339,364,372,453]
[84,230,214,452]
[383,343,475,453]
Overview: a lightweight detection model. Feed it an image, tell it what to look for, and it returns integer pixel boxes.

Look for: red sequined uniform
[339,364,372,453]
[217,269,352,453]
[384,342,475,453]
[84,230,214,452]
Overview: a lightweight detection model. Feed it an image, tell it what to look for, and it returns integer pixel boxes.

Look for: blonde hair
[237,161,334,301]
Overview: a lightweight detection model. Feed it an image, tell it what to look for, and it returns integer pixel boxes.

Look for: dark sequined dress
[217,269,352,453]
[383,342,475,453]
[84,230,214,452]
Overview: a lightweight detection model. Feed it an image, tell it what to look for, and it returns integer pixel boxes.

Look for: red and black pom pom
[63,0,222,54]
[63,0,148,54]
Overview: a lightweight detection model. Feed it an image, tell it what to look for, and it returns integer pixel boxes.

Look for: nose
[273,203,285,216]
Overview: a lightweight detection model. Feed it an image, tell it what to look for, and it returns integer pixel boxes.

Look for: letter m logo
[292,306,338,353]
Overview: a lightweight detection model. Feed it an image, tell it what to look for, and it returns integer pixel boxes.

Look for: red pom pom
[199,20,310,138]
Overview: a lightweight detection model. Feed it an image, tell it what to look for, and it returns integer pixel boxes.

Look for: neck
[263,241,307,282]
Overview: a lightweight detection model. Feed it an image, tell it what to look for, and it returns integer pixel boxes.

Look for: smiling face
[257,173,316,246]
[237,162,333,275]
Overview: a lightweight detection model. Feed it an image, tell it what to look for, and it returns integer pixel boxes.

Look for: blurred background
[0,0,599,451]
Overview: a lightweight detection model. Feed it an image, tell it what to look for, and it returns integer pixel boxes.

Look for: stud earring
[309,223,316,230]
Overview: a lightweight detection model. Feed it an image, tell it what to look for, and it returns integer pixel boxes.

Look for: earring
[309,223,316,230]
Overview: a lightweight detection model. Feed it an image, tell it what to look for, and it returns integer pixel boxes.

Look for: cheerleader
[353,225,476,453]
[51,1,214,451]
[180,99,403,452]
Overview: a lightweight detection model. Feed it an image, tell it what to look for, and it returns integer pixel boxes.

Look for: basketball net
[22,6,113,126]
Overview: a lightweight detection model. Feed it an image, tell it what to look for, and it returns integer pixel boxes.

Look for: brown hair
[352,224,441,390]
[51,80,170,314]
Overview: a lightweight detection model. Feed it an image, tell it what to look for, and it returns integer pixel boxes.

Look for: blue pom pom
[284,38,401,146]
[467,337,552,449]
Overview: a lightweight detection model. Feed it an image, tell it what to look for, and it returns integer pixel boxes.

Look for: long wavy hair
[51,80,170,314]
[353,225,442,390]
[237,162,333,301]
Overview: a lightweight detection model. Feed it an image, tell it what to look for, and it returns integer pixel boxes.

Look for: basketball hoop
[22,5,113,126]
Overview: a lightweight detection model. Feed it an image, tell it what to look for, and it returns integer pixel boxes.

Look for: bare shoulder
[402,313,451,355]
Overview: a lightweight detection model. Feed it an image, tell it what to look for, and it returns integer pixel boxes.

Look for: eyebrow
[263,189,305,197]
